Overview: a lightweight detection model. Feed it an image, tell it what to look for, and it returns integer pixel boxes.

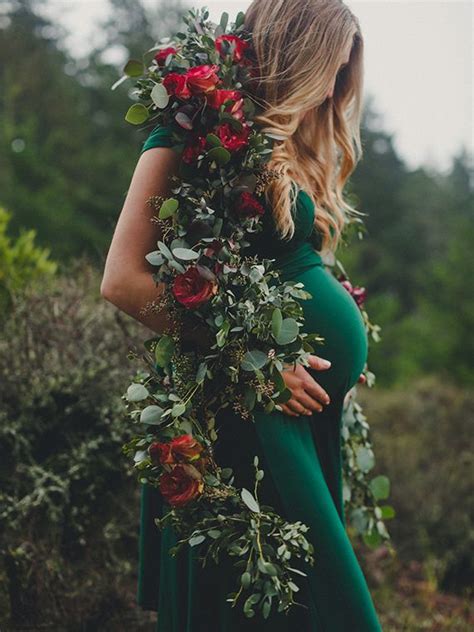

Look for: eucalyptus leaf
[274,318,299,345]
[126,383,149,402]
[159,198,179,219]
[171,402,186,417]
[219,11,229,32]
[172,247,200,260]
[241,488,260,513]
[140,405,164,425]
[369,475,390,500]
[151,82,170,109]
[271,308,283,337]
[155,335,175,367]
[206,133,222,147]
[175,111,193,129]
[125,103,149,125]
[355,446,375,473]
[123,59,144,77]
[207,146,231,165]
[145,250,165,266]
[241,349,268,371]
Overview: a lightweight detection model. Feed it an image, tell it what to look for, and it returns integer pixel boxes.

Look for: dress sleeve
[140,124,173,154]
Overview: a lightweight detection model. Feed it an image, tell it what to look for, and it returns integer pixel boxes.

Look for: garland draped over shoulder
[113,7,394,620]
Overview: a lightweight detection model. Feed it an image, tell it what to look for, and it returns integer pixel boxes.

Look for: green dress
[136,124,383,631]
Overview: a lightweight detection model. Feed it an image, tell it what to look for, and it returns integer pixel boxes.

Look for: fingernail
[321,359,331,367]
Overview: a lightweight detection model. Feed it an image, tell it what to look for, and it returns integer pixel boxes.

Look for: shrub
[360,376,473,593]
[0,260,151,628]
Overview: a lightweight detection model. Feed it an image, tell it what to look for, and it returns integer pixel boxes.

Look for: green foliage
[0,261,147,626]
[0,206,57,314]
[360,376,474,592]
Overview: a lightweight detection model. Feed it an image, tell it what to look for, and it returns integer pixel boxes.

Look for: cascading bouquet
[113,6,394,620]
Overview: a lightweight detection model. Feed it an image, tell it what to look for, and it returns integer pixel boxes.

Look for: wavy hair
[243,0,365,254]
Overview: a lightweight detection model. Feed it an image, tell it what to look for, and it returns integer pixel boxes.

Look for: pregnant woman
[101,0,383,629]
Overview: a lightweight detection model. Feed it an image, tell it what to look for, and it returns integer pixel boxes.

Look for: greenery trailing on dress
[114,6,393,619]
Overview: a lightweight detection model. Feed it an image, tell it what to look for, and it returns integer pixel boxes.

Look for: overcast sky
[41,0,473,173]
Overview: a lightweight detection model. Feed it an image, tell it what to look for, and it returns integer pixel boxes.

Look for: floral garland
[113,7,394,620]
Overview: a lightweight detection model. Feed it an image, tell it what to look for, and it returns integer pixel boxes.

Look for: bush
[360,376,473,593]
[0,260,153,628]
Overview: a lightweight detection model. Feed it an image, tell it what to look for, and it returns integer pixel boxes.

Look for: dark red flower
[163,72,191,99]
[185,64,220,95]
[338,275,367,307]
[215,122,251,152]
[159,465,204,507]
[154,46,177,66]
[149,434,204,467]
[215,34,249,62]
[234,191,265,218]
[172,266,218,309]
[206,88,245,120]
[182,135,207,164]
[170,435,204,461]
[204,239,224,257]
[149,441,174,465]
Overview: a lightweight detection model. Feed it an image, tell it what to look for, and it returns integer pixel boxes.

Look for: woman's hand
[278,355,332,417]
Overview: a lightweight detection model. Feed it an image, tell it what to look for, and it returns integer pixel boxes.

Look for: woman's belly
[279,260,368,398]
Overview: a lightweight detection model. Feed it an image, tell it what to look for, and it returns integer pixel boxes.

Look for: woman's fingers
[292,389,324,413]
[301,373,331,406]
[279,404,300,417]
[307,354,332,371]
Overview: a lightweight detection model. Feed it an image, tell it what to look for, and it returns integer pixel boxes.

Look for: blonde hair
[243,0,365,254]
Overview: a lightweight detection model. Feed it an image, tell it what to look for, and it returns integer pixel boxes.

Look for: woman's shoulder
[140,123,174,154]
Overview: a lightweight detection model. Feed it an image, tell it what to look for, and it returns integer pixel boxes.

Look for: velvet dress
[135,124,383,631]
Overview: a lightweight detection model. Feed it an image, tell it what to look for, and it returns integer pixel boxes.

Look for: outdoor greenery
[0,0,472,629]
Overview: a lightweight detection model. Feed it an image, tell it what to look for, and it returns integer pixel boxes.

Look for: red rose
[185,64,220,95]
[215,122,250,152]
[234,191,265,218]
[215,34,249,62]
[170,434,204,462]
[206,89,245,120]
[163,72,191,99]
[172,266,218,309]
[182,135,207,164]
[159,465,204,507]
[149,441,173,465]
[149,434,204,466]
[154,46,177,66]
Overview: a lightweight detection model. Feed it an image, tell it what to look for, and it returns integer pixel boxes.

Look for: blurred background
[0,0,472,629]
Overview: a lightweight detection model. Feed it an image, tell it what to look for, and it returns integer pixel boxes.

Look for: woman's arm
[100,146,181,334]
